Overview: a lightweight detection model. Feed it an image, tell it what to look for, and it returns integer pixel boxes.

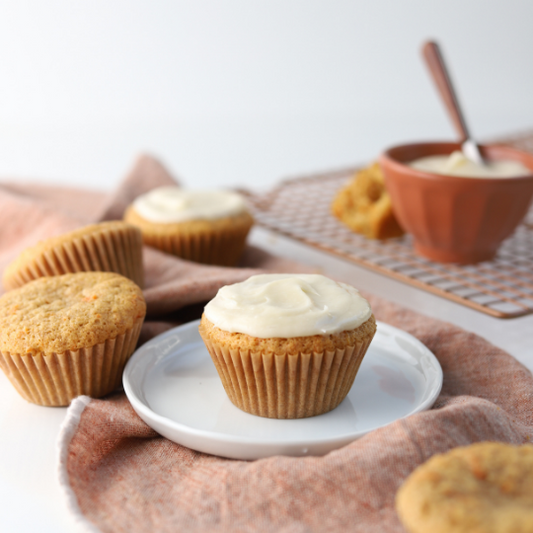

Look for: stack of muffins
[0,186,255,407]
[1,185,377,417]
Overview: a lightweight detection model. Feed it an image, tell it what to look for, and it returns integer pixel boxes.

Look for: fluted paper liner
[4,224,144,290]
[202,335,373,419]
[142,224,250,267]
[0,317,143,406]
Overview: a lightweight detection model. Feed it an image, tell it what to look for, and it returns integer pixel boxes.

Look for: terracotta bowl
[379,142,533,264]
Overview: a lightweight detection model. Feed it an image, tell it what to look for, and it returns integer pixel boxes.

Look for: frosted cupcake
[199,274,377,419]
[124,187,254,266]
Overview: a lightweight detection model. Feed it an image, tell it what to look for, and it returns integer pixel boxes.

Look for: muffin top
[0,272,146,355]
[131,187,248,223]
[204,274,372,338]
[396,442,533,533]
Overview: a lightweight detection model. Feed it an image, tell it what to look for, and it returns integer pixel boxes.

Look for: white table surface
[1,226,532,533]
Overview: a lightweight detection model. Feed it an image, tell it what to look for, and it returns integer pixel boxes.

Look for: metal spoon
[422,40,486,166]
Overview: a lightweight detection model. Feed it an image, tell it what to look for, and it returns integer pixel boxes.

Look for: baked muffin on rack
[199,273,376,419]
[124,187,254,266]
[331,163,404,240]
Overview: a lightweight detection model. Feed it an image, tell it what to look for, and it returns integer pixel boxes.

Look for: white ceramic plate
[123,320,442,460]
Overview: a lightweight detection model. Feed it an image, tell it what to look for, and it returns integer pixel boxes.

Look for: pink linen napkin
[57,299,533,533]
[1,156,532,532]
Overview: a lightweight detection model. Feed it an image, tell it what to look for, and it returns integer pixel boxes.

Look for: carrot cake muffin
[199,273,376,419]
[0,272,146,406]
[331,162,404,239]
[123,187,253,266]
[396,441,533,533]
[3,221,144,290]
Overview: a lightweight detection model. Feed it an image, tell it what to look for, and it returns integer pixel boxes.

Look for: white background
[1,4,533,532]
[1,0,532,192]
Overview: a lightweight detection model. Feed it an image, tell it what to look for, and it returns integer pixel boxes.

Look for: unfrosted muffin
[0,272,146,406]
[199,274,376,419]
[396,442,533,533]
[3,221,144,290]
[331,162,404,239]
[123,187,253,266]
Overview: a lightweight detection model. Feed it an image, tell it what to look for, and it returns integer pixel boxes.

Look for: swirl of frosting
[132,187,247,223]
[204,274,372,338]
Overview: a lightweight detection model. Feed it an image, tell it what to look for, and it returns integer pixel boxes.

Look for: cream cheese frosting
[132,187,248,223]
[203,274,372,338]
[409,151,531,178]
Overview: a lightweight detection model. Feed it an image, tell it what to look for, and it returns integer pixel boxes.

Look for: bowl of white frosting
[379,141,533,264]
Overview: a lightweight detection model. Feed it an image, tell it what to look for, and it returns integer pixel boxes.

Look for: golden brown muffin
[396,442,533,533]
[199,313,376,419]
[331,162,404,239]
[3,221,144,291]
[124,204,253,267]
[0,272,146,406]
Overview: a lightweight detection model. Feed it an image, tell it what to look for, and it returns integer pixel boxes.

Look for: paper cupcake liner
[4,224,144,290]
[202,336,373,419]
[0,317,143,407]
[143,224,251,266]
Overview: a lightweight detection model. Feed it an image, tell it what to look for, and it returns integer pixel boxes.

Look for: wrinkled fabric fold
[60,298,533,533]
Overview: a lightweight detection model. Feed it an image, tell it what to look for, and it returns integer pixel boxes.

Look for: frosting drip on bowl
[409,150,531,178]
[204,274,372,338]
[132,187,248,223]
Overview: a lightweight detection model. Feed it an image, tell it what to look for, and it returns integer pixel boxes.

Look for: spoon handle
[422,41,471,142]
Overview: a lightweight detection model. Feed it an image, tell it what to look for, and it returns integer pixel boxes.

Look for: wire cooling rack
[244,133,533,319]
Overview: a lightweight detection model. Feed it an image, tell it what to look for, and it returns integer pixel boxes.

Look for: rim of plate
[123,319,443,447]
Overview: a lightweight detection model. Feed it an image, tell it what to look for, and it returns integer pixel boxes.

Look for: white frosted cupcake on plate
[124,187,253,266]
[199,273,377,419]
